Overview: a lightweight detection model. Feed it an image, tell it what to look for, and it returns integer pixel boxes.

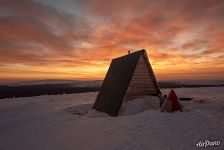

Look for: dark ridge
[0,84,100,99]
[0,82,223,99]
[158,82,224,89]
[179,98,194,101]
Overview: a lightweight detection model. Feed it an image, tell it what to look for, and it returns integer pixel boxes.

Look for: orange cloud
[0,0,223,81]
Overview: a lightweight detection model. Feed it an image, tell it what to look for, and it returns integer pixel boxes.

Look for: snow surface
[119,96,160,116]
[0,87,224,150]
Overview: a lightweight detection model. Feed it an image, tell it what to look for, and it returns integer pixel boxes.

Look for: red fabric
[167,89,181,112]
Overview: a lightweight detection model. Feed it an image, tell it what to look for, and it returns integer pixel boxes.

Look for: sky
[0,0,223,82]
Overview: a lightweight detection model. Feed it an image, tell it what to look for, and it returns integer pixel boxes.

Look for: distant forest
[0,82,223,99]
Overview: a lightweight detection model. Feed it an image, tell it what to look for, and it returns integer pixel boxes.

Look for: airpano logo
[196,140,221,148]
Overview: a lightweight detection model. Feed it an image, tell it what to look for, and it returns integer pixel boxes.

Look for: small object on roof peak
[128,50,131,54]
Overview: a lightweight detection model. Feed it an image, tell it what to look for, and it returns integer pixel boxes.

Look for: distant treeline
[0,84,100,99]
[0,82,223,99]
[158,82,224,89]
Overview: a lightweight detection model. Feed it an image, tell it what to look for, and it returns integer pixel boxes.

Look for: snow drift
[0,87,224,150]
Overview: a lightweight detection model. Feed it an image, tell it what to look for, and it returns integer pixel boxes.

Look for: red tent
[161,89,183,112]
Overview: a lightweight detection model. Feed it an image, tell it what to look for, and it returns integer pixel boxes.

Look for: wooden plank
[124,54,159,102]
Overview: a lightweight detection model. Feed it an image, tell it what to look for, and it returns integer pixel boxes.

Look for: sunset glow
[0,0,223,81]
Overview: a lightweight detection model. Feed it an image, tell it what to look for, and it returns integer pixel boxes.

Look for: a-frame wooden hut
[93,49,162,116]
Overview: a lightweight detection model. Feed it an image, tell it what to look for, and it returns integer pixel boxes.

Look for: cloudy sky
[0,0,223,81]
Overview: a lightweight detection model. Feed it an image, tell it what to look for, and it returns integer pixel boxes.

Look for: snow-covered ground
[0,87,224,150]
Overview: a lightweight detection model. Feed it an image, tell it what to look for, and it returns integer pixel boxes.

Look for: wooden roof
[93,49,161,116]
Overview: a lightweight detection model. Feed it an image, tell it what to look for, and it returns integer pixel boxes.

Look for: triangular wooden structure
[93,49,162,116]
[160,89,182,112]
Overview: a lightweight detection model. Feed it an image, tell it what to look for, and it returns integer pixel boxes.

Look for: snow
[162,87,224,100]
[119,96,160,116]
[0,87,224,150]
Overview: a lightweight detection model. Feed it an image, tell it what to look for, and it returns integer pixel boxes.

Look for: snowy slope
[0,87,224,150]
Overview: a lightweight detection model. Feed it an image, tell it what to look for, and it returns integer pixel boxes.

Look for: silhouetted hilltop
[0,80,223,99]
